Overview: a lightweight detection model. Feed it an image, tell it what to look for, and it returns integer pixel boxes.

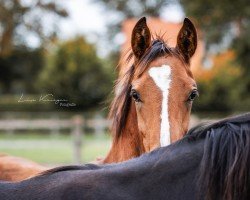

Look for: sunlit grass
[0,133,111,165]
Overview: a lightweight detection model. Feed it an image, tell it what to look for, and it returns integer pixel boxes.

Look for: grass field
[0,133,111,165]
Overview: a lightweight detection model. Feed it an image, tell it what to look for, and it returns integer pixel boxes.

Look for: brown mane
[109,36,188,142]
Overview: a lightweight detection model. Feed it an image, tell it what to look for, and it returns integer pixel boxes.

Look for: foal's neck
[103,102,145,163]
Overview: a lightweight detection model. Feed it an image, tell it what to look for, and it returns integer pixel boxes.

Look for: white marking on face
[148,65,172,147]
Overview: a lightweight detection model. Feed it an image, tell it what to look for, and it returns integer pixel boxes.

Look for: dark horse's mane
[186,113,250,200]
[42,113,250,200]
[186,112,250,139]
[109,37,187,141]
[40,164,101,176]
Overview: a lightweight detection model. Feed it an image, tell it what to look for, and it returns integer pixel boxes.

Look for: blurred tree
[0,0,68,57]
[97,0,166,17]
[180,0,248,47]
[0,0,68,98]
[94,0,169,47]
[194,69,246,113]
[193,52,244,113]
[180,0,250,104]
[38,37,113,110]
[0,46,44,94]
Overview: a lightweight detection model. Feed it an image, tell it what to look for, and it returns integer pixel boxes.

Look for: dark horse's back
[0,170,98,200]
[0,169,192,200]
[0,154,198,200]
[0,169,109,200]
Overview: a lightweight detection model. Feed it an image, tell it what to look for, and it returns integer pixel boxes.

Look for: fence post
[93,113,105,136]
[7,128,14,136]
[50,115,60,137]
[72,115,84,164]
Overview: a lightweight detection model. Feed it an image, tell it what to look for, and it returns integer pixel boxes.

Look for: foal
[104,17,198,162]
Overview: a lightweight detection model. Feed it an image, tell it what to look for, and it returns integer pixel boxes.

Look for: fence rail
[0,115,111,164]
[0,115,206,164]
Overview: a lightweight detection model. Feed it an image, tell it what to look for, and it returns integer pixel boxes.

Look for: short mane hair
[187,113,250,200]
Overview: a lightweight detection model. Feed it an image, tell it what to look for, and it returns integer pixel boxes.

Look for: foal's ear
[131,17,151,59]
[176,18,197,63]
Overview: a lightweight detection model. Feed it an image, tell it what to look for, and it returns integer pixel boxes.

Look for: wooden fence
[0,115,110,164]
[0,115,207,164]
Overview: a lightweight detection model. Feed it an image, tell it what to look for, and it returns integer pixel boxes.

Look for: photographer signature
[18,94,76,107]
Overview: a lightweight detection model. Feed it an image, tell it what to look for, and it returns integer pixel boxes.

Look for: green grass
[0,133,111,165]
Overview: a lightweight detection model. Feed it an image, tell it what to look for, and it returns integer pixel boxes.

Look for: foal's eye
[188,89,199,101]
[130,89,141,102]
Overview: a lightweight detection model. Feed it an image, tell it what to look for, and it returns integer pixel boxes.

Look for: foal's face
[130,17,198,151]
[131,56,197,151]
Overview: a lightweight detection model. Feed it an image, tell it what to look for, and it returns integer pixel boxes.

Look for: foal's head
[110,17,198,152]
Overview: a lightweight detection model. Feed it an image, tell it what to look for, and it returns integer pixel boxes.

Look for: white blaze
[148,65,172,147]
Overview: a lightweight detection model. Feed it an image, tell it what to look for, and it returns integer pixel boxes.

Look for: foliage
[194,72,242,113]
[0,0,69,108]
[180,0,249,45]
[0,47,44,94]
[0,0,68,56]
[94,0,169,44]
[193,51,248,113]
[97,0,167,17]
[180,0,250,86]
[38,37,113,110]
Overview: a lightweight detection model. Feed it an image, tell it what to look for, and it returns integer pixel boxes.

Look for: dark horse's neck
[104,101,145,163]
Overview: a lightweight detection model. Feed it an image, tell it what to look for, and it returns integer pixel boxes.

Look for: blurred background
[0,0,249,165]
